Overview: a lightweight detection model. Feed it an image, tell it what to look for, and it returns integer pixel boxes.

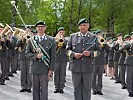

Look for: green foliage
[0,0,133,37]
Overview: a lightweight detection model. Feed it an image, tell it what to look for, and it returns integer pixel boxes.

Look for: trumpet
[55,34,64,47]
[98,37,105,47]
[0,24,14,40]
[0,24,13,36]
[13,27,25,36]
[13,27,30,40]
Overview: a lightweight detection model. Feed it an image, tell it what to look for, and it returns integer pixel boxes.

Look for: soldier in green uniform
[26,21,56,100]
[54,27,68,93]
[92,30,109,95]
[66,18,101,100]
[123,33,133,97]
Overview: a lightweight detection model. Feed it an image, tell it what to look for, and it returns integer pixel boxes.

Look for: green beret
[117,33,122,37]
[124,35,130,39]
[112,38,116,42]
[31,30,37,34]
[58,27,64,32]
[107,37,112,41]
[35,21,46,27]
[78,18,89,26]
[95,30,102,35]
[130,32,133,36]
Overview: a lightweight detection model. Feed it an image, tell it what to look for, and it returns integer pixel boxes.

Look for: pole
[11,0,26,27]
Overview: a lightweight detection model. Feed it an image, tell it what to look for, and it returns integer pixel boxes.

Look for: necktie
[82,35,85,40]
[40,36,43,42]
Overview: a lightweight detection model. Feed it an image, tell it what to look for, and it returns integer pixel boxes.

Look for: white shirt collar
[80,32,88,37]
[38,35,45,39]
[38,34,45,41]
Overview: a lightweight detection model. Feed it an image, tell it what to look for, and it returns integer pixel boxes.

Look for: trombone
[0,24,13,36]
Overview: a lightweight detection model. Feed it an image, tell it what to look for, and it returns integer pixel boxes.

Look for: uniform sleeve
[90,36,101,57]
[49,39,56,71]
[25,39,38,60]
[66,34,75,59]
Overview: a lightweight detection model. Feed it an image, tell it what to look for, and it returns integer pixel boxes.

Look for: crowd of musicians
[0,18,133,100]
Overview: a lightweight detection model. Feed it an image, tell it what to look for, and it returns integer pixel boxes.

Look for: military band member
[66,18,101,100]
[113,33,122,83]
[54,27,68,93]
[0,23,7,85]
[123,32,133,97]
[92,30,109,95]
[104,38,111,77]
[26,21,56,100]
[16,26,32,93]
[107,37,115,79]
[118,35,130,89]
[6,30,17,77]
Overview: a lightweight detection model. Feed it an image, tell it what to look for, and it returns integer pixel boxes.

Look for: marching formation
[0,18,133,100]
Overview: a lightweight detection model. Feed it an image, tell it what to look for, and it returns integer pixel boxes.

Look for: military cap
[26,25,31,29]
[95,30,102,35]
[107,37,112,41]
[112,38,116,42]
[35,20,46,27]
[124,34,130,39]
[0,23,4,28]
[31,30,37,34]
[117,33,122,37]
[78,18,89,26]
[57,27,65,32]
[130,32,133,36]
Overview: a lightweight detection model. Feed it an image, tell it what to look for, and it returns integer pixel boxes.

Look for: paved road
[0,69,133,100]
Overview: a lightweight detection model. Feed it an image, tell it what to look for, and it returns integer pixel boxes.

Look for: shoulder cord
[30,37,50,67]
[85,37,97,51]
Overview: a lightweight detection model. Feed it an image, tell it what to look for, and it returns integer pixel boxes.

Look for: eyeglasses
[37,25,45,28]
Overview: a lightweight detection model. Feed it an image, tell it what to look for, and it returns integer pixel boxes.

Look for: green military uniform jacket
[25,35,56,74]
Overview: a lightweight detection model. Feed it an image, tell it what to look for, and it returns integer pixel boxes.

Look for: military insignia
[77,33,80,37]
[45,36,47,40]
[72,44,76,50]
[87,34,90,37]
[34,36,39,41]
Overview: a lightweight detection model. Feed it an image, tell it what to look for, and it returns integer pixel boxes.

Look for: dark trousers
[33,74,48,100]
[92,65,104,91]
[119,64,126,86]
[20,59,32,89]
[126,65,133,93]
[0,58,6,83]
[5,57,11,77]
[114,62,120,81]
[54,62,67,89]
[72,72,93,100]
